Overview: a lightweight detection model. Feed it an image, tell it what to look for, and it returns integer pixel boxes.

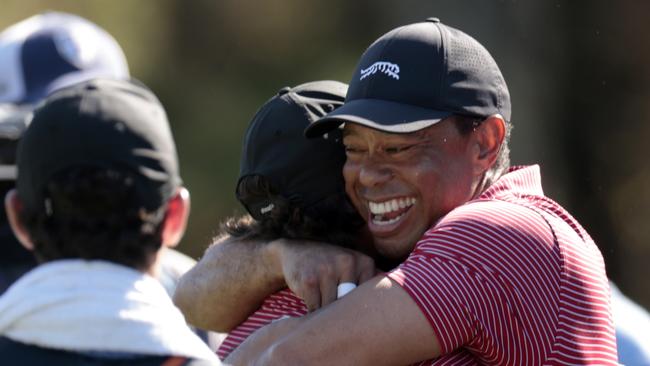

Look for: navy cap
[305,18,510,137]
[238,80,347,220]
[0,12,129,105]
[16,78,180,213]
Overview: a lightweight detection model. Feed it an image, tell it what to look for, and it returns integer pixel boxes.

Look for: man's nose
[358,158,392,187]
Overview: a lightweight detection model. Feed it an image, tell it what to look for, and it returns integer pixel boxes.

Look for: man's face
[342,118,478,260]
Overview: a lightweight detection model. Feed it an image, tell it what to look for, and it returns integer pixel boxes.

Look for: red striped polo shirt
[389,165,618,365]
[218,165,618,365]
[217,288,307,360]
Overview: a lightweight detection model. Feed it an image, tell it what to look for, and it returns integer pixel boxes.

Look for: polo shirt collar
[480,165,544,200]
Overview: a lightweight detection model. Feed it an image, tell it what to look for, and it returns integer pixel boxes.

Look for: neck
[145,248,164,277]
[472,168,504,199]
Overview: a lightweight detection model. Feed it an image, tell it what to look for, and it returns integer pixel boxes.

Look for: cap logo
[360,61,400,81]
[260,203,275,215]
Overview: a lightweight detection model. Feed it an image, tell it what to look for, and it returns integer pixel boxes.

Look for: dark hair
[454,114,512,179]
[222,175,363,248]
[19,166,168,270]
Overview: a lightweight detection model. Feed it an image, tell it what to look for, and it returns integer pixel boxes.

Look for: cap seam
[284,90,316,134]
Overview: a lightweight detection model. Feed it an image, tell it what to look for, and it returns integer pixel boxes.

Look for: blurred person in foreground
[185,19,620,365]
[0,78,220,365]
[610,283,650,365]
[0,105,35,293]
[0,11,199,298]
[175,80,387,360]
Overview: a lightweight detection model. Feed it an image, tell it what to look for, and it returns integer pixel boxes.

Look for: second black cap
[238,80,348,220]
[17,78,180,213]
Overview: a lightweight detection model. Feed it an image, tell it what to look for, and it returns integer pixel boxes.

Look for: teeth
[368,197,416,215]
[372,213,405,226]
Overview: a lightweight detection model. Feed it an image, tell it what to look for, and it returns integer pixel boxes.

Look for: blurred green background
[2,0,649,308]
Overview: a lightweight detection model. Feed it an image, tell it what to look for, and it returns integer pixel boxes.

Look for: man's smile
[367,196,417,227]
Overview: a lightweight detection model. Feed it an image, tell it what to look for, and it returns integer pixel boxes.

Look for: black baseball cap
[238,80,347,220]
[305,18,511,137]
[16,78,181,213]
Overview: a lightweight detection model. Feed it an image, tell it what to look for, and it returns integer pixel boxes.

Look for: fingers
[356,254,377,284]
[296,253,357,311]
[335,253,373,299]
[300,273,321,312]
[319,269,338,308]
[279,240,379,311]
[302,252,377,309]
[295,264,338,311]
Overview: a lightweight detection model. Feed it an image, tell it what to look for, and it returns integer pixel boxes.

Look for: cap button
[277,86,291,95]
[426,17,440,23]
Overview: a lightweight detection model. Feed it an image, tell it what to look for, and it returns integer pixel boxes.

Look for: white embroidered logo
[359,61,400,81]
[260,203,275,215]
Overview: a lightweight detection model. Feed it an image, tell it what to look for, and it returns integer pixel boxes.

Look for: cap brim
[305,98,453,137]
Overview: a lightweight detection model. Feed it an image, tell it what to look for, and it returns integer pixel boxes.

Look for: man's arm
[173,236,283,332]
[225,276,441,365]
[173,236,376,332]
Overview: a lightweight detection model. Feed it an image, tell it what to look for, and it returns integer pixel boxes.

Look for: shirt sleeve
[388,250,492,354]
[217,289,308,360]
[387,201,560,358]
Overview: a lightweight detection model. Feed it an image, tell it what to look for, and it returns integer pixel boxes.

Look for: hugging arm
[173,235,284,332]
[173,236,377,332]
[225,275,441,365]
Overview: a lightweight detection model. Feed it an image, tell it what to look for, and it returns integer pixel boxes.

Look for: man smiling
[339,118,492,261]
[222,18,618,365]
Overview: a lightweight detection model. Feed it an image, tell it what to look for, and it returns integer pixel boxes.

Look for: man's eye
[344,146,363,154]
[385,145,413,154]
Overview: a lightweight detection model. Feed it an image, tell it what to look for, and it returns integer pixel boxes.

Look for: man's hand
[272,238,376,311]
[173,235,376,332]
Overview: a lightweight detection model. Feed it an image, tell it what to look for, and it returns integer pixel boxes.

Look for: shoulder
[442,198,550,229]
[400,199,563,288]
[159,248,197,294]
[161,249,197,277]
[417,199,556,255]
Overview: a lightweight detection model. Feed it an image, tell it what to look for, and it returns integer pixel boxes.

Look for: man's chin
[374,236,416,263]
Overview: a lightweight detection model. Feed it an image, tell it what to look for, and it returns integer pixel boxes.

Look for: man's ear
[4,189,35,251]
[472,114,506,175]
[161,187,190,248]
